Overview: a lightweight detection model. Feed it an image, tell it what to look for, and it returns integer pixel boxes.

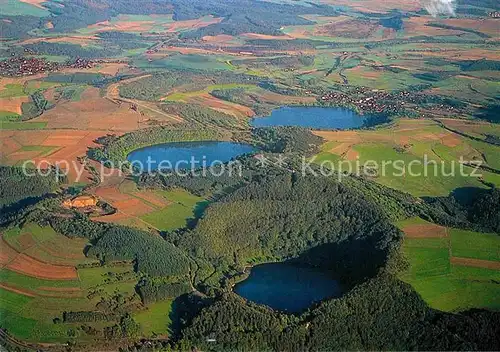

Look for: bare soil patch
[7,253,78,280]
[403,224,448,238]
[112,198,154,216]
[0,96,29,115]
[202,34,237,44]
[0,239,19,267]
[441,134,462,147]
[38,87,142,131]
[315,19,380,39]
[344,148,359,160]
[451,257,500,270]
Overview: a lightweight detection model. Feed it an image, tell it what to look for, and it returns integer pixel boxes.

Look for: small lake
[127,141,255,171]
[250,106,367,129]
[234,262,343,313]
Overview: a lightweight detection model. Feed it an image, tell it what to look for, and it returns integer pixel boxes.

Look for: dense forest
[177,174,402,285]
[174,0,338,38]
[0,166,60,208]
[178,275,500,351]
[86,226,191,277]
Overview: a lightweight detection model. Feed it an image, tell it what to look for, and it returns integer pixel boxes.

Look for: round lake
[234,262,343,313]
[127,141,255,171]
[250,106,367,129]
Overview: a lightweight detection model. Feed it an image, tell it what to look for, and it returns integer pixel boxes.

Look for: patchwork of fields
[0,0,499,348]
[313,119,500,197]
[398,217,500,312]
[0,223,173,343]
[94,178,207,232]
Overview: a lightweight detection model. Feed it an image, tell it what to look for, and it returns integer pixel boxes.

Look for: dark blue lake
[127,141,255,171]
[250,106,367,129]
[234,263,343,313]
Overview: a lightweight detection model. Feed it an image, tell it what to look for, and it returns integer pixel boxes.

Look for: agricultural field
[0,222,156,343]
[398,217,500,312]
[313,119,500,197]
[94,178,207,232]
[0,0,499,349]
[133,300,173,338]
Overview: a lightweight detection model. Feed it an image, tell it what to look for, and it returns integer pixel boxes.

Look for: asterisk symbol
[255,154,269,168]
[274,154,288,168]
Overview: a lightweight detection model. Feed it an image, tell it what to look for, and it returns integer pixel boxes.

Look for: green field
[398,217,500,312]
[140,189,207,231]
[0,121,48,130]
[0,223,142,343]
[133,300,174,337]
[134,54,233,71]
[0,0,49,16]
[0,84,26,98]
[450,229,500,261]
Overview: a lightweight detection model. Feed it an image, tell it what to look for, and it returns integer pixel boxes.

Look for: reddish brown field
[202,34,237,44]
[0,96,29,115]
[404,17,464,37]
[451,257,500,270]
[314,19,382,39]
[0,239,19,267]
[441,134,462,147]
[344,148,360,161]
[0,129,107,183]
[38,87,143,131]
[7,253,78,280]
[112,198,155,216]
[441,18,500,38]
[403,224,448,238]
[95,186,133,202]
[314,130,362,143]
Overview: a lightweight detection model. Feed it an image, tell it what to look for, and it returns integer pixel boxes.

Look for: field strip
[451,257,500,270]
[0,238,21,268]
[94,190,162,232]
[403,224,448,238]
[0,283,36,298]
